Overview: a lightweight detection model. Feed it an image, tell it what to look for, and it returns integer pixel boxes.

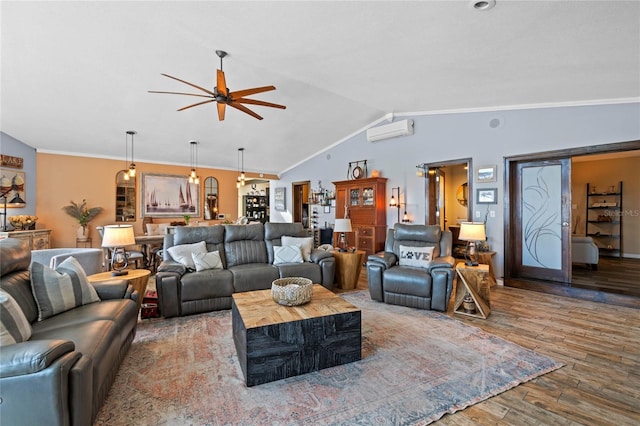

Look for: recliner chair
[366,224,455,311]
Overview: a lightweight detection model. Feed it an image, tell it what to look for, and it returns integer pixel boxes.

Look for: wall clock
[352,166,363,179]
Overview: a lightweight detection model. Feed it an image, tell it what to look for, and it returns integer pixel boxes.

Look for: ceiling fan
[149,50,286,121]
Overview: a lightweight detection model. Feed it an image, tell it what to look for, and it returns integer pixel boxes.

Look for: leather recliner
[366,224,455,311]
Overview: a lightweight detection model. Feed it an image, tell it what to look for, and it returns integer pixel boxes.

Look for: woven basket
[271,277,313,306]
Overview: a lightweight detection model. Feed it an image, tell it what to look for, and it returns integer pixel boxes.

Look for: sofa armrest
[0,339,75,378]
[310,248,333,263]
[427,255,455,272]
[91,279,131,299]
[157,260,187,275]
[367,252,397,270]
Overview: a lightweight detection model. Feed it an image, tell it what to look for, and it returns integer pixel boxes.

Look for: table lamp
[334,219,352,252]
[101,224,136,276]
[458,222,486,266]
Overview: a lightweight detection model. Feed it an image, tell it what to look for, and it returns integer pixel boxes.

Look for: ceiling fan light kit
[149,50,286,121]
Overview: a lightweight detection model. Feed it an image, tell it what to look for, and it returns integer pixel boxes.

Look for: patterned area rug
[95,291,562,425]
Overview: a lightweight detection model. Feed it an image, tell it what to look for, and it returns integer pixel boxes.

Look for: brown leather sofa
[155,222,335,318]
[0,238,139,426]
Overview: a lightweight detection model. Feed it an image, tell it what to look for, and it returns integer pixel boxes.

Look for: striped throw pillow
[30,256,100,321]
[0,289,32,345]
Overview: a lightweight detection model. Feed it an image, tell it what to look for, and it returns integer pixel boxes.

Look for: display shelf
[585,182,622,258]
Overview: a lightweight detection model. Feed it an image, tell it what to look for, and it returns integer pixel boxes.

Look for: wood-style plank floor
[337,270,640,425]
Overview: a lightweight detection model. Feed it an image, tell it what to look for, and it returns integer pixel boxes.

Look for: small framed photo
[323,205,331,214]
[476,165,497,183]
[477,188,498,204]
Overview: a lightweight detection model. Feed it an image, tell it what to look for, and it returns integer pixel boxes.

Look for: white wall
[272,102,640,278]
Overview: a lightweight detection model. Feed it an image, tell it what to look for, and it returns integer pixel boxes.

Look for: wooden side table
[76,238,92,248]
[332,249,366,290]
[453,262,491,319]
[476,250,496,286]
[87,269,150,312]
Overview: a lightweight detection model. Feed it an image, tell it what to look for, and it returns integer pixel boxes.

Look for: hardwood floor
[340,270,640,425]
[572,257,640,297]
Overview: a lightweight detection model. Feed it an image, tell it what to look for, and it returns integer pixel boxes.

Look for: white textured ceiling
[2,1,639,175]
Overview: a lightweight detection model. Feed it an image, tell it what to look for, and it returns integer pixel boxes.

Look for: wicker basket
[271,277,313,306]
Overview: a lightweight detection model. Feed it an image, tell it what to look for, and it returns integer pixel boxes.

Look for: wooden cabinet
[0,229,52,250]
[333,177,387,256]
[586,182,623,257]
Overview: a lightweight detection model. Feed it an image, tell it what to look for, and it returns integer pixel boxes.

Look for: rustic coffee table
[232,284,361,386]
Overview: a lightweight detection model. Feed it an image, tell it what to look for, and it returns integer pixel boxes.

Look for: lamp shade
[334,219,352,233]
[101,224,135,247]
[458,222,486,242]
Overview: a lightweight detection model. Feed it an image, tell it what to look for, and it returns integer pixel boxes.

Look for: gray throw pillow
[30,256,100,321]
[281,236,314,262]
[0,289,32,345]
[192,251,224,272]
[273,245,304,265]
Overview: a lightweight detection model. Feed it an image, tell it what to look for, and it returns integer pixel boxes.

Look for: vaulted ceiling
[2,1,639,175]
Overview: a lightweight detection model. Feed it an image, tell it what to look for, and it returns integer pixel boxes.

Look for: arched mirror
[115,170,136,221]
[204,176,219,220]
[456,182,468,207]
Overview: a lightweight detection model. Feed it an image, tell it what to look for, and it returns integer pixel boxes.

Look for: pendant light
[188,140,200,185]
[126,130,136,178]
[236,148,245,189]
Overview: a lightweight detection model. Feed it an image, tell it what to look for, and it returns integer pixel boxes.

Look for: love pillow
[398,245,435,269]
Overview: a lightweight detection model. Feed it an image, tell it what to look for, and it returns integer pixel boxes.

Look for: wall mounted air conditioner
[366,119,414,142]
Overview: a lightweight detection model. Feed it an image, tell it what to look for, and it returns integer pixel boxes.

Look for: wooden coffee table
[232,284,361,386]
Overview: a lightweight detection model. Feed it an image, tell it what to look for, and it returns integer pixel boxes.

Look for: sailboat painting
[141,173,199,217]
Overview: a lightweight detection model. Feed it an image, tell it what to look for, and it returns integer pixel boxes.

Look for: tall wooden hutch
[333,177,387,256]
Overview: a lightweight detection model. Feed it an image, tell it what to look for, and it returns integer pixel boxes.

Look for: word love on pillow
[398,245,435,268]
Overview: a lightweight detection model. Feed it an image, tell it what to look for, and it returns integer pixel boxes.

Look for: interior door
[511,159,571,282]
[427,168,444,225]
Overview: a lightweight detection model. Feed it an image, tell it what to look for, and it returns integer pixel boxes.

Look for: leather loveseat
[366,224,455,311]
[155,222,335,318]
[0,238,139,426]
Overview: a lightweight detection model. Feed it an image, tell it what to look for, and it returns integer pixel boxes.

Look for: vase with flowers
[62,199,103,241]
[8,215,38,231]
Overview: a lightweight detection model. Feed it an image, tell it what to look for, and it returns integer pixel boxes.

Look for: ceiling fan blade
[217,69,228,96]
[235,97,286,110]
[229,86,276,99]
[148,90,213,98]
[160,73,215,96]
[228,102,263,120]
[217,102,226,121]
[177,99,215,112]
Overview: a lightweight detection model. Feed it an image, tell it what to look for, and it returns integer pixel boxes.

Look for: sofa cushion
[30,257,100,321]
[180,269,234,301]
[281,236,314,261]
[192,251,224,271]
[398,245,435,269]
[167,240,207,270]
[0,289,32,345]
[273,245,304,264]
[229,264,280,292]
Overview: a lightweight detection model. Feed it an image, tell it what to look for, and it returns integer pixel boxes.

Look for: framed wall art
[0,168,26,207]
[141,173,199,217]
[274,187,286,211]
[476,165,497,183]
[476,188,498,204]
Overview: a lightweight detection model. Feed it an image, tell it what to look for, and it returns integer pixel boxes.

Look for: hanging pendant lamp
[126,131,137,178]
[188,140,200,185]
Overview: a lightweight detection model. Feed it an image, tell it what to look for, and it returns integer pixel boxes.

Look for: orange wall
[36,153,276,248]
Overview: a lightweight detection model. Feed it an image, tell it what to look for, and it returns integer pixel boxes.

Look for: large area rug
[95,291,562,425]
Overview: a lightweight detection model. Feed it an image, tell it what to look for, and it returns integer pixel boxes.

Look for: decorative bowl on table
[271,277,313,306]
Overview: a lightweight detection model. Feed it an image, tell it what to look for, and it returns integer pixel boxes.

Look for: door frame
[504,140,640,288]
[422,158,473,226]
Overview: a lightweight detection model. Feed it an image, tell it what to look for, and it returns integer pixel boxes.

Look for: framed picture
[476,165,497,183]
[0,168,26,208]
[476,188,498,204]
[323,205,331,214]
[274,187,286,211]
[141,173,199,217]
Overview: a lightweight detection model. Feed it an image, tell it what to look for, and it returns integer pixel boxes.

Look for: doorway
[504,140,640,306]
[423,159,472,230]
[292,181,310,228]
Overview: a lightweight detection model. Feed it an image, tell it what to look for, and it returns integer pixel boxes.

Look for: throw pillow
[0,289,32,346]
[30,256,101,321]
[398,245,435,269]
[192,251,224,272]
[273,245,304,265]
[281,236,314,262]
[167,240,207,270]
